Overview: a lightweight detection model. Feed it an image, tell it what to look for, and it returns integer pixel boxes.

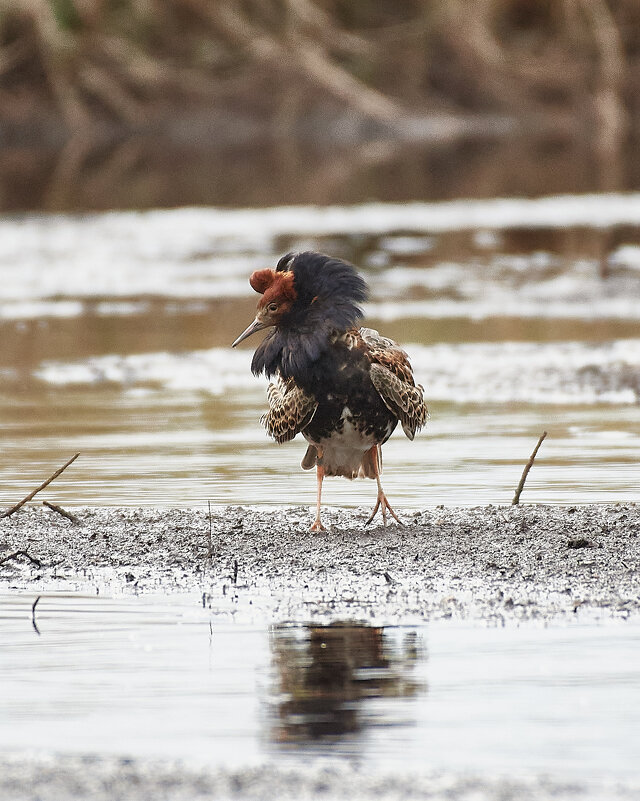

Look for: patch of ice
[0,300,85,320]
[377,235,435,255]
[94,301,151,317]
[367,252,640,320]
[473,229,502,249]
[34,348,263,395]
[32,339,640,406]
[610,245,640,270]
[408,339,640,405]
[3,193,640,315]
[366,297,640,321]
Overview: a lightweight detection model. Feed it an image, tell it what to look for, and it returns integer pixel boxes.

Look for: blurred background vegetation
[1,0,638,210]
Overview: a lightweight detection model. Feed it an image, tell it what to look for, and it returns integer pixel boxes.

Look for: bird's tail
[301,444,317,470]
[301,443,381,480]
[357,445,381,479]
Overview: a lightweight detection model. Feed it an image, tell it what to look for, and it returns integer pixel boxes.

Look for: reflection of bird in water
[232,252,428,531]
[270,622,421,743]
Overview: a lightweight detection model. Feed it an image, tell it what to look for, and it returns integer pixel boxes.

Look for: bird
[231,251,428,531]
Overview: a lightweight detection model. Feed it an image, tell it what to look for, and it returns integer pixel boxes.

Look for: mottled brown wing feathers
[260,377,318,444]
[361,327,428,441]
[369,363,428,440]
[359,327,414,383]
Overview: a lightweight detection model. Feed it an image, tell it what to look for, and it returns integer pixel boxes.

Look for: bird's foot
[310,518,327,532]
[365,493,403,527]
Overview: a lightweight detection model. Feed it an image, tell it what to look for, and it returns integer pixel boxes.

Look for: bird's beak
[231,317,270,347]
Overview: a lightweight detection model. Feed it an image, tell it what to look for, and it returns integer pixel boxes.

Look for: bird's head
[231,252,367,349]
[231,266,297,347]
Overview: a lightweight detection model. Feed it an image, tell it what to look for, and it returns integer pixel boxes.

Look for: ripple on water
[2,592,640,780]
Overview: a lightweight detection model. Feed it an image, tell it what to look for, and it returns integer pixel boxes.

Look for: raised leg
[310,464,326,531]
[365,446,403,527]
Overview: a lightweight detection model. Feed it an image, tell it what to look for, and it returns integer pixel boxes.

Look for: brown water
[3,132,639,214]
[0,195,638,513]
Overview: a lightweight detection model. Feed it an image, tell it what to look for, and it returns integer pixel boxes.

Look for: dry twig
[43,500,80,524]
[512,432,547,505]
[0,453,80,519]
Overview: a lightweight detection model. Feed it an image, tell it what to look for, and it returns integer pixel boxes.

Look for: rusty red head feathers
[230,267,297,348]
[250,268,296,311]
[231,251,368,380]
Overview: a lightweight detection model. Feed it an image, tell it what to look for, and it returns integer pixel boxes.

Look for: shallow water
[2,591,639,780]
[1,194,639,510]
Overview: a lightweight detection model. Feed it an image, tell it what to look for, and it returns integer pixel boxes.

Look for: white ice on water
[2,193,640,319]
[33,338,640,406]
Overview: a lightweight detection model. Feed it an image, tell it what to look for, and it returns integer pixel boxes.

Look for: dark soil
[2,503,639,624]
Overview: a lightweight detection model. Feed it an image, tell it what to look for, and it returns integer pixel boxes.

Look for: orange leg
[365,446,403,527]
[310,464,326,532]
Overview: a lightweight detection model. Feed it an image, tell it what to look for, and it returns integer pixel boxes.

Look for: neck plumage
[250,252,367,382]
[251,325,333,382]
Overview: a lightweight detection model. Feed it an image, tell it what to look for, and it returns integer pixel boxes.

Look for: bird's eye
[267,302,278,313]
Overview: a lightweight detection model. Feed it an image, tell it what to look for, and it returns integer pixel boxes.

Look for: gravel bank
[1,503,639,623]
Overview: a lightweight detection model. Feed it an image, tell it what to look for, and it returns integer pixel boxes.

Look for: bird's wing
[369,364,428,440]
[260,377,318,444]
[361,327,428,441]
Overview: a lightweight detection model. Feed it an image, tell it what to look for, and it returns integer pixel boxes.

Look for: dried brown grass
[0,0,637,151]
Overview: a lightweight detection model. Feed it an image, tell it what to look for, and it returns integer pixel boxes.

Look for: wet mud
[2,502,639,801]
[1,503,639,624]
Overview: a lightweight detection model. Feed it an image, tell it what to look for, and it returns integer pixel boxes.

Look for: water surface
[1,194,638,510]
[2,591,639,780]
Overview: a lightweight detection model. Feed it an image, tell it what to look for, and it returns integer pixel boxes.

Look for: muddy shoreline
[2,503,639,801]
[1,754,639,801]
[2,503,639,622]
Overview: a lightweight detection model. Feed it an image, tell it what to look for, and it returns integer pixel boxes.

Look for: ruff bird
[232,251,428,531]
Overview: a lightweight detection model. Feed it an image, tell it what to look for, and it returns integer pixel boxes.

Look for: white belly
[303,408,391,479]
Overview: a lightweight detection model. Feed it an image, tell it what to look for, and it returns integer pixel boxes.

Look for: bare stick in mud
[43,500,80,524]
[512,432,547,505]
[0,453,80,519]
